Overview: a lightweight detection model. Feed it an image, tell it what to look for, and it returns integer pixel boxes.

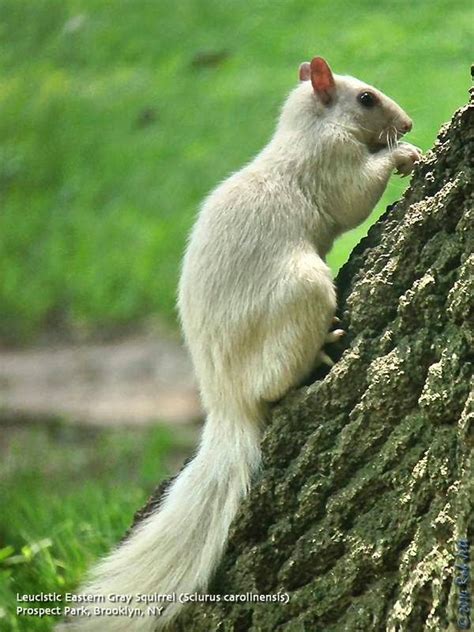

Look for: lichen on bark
[143,86,474,632]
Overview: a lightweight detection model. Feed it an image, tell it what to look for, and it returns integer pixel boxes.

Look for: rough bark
[139,86,474,631]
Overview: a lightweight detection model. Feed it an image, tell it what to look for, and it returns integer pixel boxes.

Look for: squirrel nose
[400,119,412,134]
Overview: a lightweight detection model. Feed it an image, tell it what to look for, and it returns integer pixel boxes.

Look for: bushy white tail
[58,412,261,631]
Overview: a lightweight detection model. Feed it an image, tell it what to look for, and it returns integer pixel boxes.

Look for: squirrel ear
[299,62,311,81]
[310,57,336,105]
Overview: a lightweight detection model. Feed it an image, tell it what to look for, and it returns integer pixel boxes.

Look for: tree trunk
[139,84,474,631]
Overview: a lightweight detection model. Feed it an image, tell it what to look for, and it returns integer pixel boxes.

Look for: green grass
[0,0,471,343]
[0,422,196,631]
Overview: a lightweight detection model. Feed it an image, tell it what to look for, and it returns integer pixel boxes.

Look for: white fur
[59,66,420,631]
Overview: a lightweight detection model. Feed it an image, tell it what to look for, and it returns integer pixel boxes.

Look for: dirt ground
[0,333,202,426]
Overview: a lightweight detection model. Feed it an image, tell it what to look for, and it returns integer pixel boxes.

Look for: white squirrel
[60,57,421,631]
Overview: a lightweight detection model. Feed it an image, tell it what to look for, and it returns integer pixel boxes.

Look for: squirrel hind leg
[295,322,346,388]
[250,314,335,404]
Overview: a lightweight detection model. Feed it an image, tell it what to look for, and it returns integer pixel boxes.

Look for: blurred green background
[0,0,472,629]
[1,0,471,345]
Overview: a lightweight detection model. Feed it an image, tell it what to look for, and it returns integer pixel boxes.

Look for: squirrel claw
[325,328,345,344]
[318,351,335,367]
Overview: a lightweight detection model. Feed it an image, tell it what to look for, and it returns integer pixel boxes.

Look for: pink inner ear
[310,57,335,105]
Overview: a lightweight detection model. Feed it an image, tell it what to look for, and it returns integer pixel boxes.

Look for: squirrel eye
[358,91,377,108]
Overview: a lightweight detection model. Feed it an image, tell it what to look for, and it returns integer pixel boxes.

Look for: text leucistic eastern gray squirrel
[61,57,422,631]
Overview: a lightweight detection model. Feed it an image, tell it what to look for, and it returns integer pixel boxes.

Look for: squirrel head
[281,57,413,151]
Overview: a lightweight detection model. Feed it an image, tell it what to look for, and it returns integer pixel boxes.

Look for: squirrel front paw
[392,143,422,177]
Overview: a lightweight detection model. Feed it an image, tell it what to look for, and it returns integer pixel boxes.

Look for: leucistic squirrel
[60,57,421,631]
